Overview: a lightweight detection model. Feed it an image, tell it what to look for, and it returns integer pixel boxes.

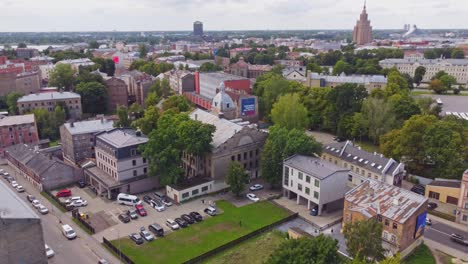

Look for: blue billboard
[241,97,256,116]
[414,211,427,238]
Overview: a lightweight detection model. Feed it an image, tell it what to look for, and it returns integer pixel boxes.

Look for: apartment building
[305,72,387,91]
[17,91,82,119]
[0,114,39,155]
[456,169,468,225]
[282,155,350,215]
[104,77,129,112]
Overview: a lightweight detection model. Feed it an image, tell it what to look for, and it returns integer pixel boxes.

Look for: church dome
[212,82,235,112]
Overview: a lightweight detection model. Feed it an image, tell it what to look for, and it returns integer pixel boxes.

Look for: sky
[0,0,466,32]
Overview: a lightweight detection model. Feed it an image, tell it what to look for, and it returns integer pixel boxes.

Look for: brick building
[120,70,156,106]
[228,57,272,79]
[0,114,39,155]
[15,48,39,59]
[104,77,129,112]
[352,4,373,45]
[343,180,428,255]
[17,91,82,119]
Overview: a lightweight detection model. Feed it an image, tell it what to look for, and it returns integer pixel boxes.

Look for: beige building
[379,58,468,85]
[305,72,387,91]
[425,179,461,205]
[352,4,373,45]
[17,91,82,119]
[456,169,468,225]
[0,71,41,96]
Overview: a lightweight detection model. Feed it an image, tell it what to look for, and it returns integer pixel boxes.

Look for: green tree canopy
[49,64,76,91]
[271,93,309,130]
[343,219,386,262]
[6,92,23,115]
[115,106,131,127]
[75,81,108,114]
[414,66,426,86]
[132,106,160,135]
[199,62,222,72]
[226,161,249,197]
[429,79,447,94]
[162,95,191,113]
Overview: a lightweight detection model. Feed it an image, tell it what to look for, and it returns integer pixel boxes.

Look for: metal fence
[72,209,96,234]
[102,237,135,264]
[43,189,68,211]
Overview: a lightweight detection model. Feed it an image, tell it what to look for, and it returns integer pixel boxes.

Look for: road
[424,218,468,257]
[1,164,118,264]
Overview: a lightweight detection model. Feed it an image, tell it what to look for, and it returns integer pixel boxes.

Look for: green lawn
[403,243,436,264]
[110,200,290,264]
[40,191,67,213]
[203,230,286,264]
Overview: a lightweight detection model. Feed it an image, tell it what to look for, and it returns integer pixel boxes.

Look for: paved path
[424,215,468,260]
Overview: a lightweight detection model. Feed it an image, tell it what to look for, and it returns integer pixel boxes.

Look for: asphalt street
[425,218,468,257]
[1,164,118,264]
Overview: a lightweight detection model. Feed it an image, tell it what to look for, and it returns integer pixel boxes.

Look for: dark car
[450,233,468,246]
[310,206,318,216]
[118,213,131,223]
[148,223,164,237]
[6,176,15,183]
[181,214,195,224]
[77,180,86,188]
[189,211,203,222]
[27,195,36,203]
[427,202,438,210]
[129,233,144,245]
[143,195,153,205]
[174,218,188,228]
[126,209,138,219]
[410,184,425,195]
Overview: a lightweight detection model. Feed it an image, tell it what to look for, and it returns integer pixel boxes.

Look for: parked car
[139,227,154,241]
[450,233,468,246]
[135,204,147,216]
[77,180,86,188]
[174,218,188,228]
[426,218,432,226]
[126,209,138,219]
[427,202,438,210]
[45,244,55,258]
[181,214,195,224]
[56,189,72,197]
[148,223,164,237]
[410,184,425,195]
[37,204,49,215]
[27,195,36,203]
[6,176,14,183]
[150,200,165,212]
[161,198,173,207]
[32,199,41,208]
[249,184,264,191]
[246,193,260,202]
[166,219,180,230]
[65,196,82,204]
[118,214,131,223]
[65,204,75,211]
[98,259,109,264]
[204,206,217,216]
[62,224,77,240]
[190,211,203,222]
[129,233,144,245]
[154,191,166,200]
[70,199,88,207]
[16,185,25,192]
[143,195,153,205]
[11,181,19,188]
[310,206,319,216]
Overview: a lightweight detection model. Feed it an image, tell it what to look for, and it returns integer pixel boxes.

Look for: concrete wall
[166,180,214,203]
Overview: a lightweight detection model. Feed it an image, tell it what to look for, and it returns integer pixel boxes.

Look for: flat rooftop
[284,154,349,180]
[63,119,114,135]
[0,114,35,126]
[17,91,80,103]
[0,180,39,219]
[97,128,148,148]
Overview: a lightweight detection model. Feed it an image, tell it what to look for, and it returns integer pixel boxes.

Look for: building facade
[425,179,461,205]
[228,57,273,79]
[343,180,428,255]
[105,77,129,112]
[305,72,387,91]
[352,4,373,45]
[17,91,82,119]
[0,114,39,155]
[60,119,114,165]
[282,155,350,215]
[193,21,203,37]
[456,170,468,225]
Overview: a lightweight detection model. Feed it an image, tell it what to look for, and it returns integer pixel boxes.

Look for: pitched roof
[380,58,468,66]
[0,114,35,126]
[427,179,461,188]
[63,119,114,135]
[284,155,349,180]
[345,180,427,223]
[96,128,148,148]
[309,72,387,84]
[17,91,80,103]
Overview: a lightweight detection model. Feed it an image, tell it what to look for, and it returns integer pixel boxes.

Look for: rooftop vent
[325,146,330,150]
[371,163,376,167]
[393,198,400,206]
[358,158,364,162]
[377,165,383,169]
[347,154,352,157]
[364,160,369,164]
[353,156,358,160]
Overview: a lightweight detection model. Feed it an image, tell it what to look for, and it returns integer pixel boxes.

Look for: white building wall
[116,156,148,181]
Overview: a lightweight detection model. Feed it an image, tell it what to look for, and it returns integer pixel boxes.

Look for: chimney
[70,121,74,127]
[194,114,198,121]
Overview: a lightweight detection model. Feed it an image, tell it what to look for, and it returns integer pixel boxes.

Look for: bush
[453,88,460,94]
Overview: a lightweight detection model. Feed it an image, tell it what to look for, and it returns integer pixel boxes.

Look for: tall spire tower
[353,1,373,45]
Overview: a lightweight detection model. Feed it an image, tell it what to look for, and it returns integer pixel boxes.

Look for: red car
[55,189,72,197]
[135,204,147,216]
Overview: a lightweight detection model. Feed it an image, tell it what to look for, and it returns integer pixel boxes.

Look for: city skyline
[0,0,467,32]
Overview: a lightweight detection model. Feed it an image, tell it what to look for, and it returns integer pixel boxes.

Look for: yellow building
[425,179,461,205]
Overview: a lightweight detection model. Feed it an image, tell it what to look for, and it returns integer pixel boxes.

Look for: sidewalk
[429,214,467,233]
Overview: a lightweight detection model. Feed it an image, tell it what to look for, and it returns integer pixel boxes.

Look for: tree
[451,48,465,59]
[343,219,386,262]
[388,94,421,124]
[6,92,23,115]
[92,58,116,76]
[49,64,76,91]
[429,79,447,94]
[361,98,396,144]
[88,41,100,49]
[199,62,222,72]
[226,162,249,197]
[439,74,457,91]
[129,103,144,119]
[132,106,160,135]
[424,50,437,59]
[333,60,353,75]
[54,105,66,128]
[433,70,448,80]
[266,235,342,264]
[271,93,309,130]
[138,44,148,58]
[144,92,160,108]
[306,62,322,74]
[75,81,108,114]
[17,43,27,48]
[115,106,131,127]
[414,66,426,86]
[162,95,191,112]
[75,69,105,85]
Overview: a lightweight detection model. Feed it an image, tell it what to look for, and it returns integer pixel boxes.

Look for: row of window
[181,185,209,199]
[230,149,260,162]
[297,172,320,187]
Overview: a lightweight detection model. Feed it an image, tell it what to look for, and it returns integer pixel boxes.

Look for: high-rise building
[352,2,373,45]
[193,21,203,37]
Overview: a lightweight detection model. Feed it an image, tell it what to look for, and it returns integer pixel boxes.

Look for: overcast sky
[0,0,466,32]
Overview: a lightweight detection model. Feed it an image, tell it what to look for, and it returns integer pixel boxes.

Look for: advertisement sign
[414,211,427,238]
[241,97,256,116]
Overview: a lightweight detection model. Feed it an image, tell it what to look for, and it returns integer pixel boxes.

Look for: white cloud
[0,0,466,31]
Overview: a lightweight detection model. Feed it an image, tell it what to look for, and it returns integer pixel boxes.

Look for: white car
[45,244,55,258]
[16,185,25,192]
[140,229,154,241]
[166,219,180,230]
[151,200,165,212]
[249,184,264,191]
[37,204,49,215]
[65,196,82,204]
[32,199,41,208]
[161,199,173,207]
[11,181,19,188]
[62,224,77,240]
[246,193,260,202]
[70,199,88,207]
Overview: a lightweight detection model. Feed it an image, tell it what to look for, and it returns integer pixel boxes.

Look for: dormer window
[227,103,230,108]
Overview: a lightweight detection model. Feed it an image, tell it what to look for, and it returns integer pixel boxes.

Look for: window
[238,154,241,161]
[298,184,302,191]
[305,187,310,195]
[384,219,389,226]
[428,191,440,200]
[392,223,398,229]
[368,173,371,178]
[462,214,468,222]
[133,170,137,176]
[182,192,189,199]
[391,235,396,243]
[377,215,382,222]
[144,168,147,174]
[244,152,247,159]
[143,158,147,163]
[351,165,354,171]
[231,156,235,161]
[202,186,208,192]
[383,232,388,240]
[348,175,353,182]
[250,150,253,158]
[306,176,311,183]
[132,160,136,166]
[298,172,303,180]
[256,149,259,155]
[284,167,289,186]
[313,191,319,199]
[192,189,199,195]
[131,149,137,156]
[314,179,320,188]
[465,202,468,209]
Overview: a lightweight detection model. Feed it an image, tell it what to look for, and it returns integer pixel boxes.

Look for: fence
[43,189,68,211]
[102,237,135,264]
[72,209,96,234]
[183,213,299,264]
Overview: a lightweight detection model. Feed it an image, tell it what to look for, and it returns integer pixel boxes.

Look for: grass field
[203,230,286,264]
[110,200,290,264]
[403,243,436,264]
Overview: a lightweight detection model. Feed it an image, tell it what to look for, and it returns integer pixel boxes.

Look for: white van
[62,224,77,240]
[117,193,142,206]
